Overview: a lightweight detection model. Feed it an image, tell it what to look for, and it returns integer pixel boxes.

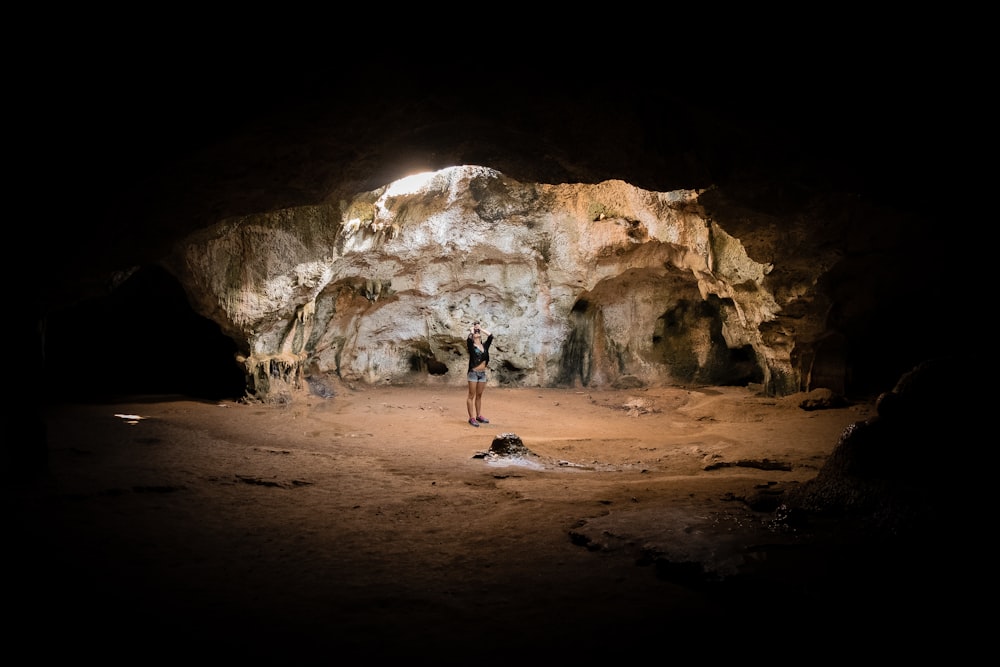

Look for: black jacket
[467,334,493,371]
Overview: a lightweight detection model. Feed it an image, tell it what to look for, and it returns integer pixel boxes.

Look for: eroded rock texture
[27,66,956,407]
[163,165,931,402]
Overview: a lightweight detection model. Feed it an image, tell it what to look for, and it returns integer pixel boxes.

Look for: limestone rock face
[165,165,867,401]
[27,68,953,407]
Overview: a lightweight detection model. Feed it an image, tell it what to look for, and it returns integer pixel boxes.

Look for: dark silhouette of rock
[780,356,962,539]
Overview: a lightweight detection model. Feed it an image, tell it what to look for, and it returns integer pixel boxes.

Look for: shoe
[476,416,490,423]
[468,419,480,427]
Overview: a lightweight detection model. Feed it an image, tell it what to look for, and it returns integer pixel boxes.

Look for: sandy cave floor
[8,384,958,660]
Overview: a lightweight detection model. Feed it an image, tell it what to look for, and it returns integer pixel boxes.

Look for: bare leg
[467,382,478,420]
[475,382,486,418]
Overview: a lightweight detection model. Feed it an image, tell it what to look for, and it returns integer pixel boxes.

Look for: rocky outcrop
[163,165,905,402]
[778,356,964,538]
[24,67,952,410]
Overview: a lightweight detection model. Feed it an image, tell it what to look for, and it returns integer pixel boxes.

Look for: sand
[15,383,930,660]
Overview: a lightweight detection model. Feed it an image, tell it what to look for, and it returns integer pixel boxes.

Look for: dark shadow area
[43,264,247,402]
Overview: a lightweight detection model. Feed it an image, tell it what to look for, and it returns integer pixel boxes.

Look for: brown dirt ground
[14,383,940,660]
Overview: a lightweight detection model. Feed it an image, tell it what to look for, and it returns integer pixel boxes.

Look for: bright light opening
[385,171,438,196]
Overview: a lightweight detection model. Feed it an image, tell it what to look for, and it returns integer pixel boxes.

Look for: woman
[465,322,493,427]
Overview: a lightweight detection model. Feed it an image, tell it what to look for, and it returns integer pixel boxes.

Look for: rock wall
[164,166,875,401]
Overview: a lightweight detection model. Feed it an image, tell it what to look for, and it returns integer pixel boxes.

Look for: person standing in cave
[466,322,493,427]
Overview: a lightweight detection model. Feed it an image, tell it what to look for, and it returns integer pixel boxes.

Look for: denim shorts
[467,370,487,383]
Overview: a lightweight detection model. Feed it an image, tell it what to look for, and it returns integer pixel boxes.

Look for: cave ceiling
[36,62,950,306]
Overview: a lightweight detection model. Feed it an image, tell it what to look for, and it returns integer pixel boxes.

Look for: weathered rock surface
[25,65,957,409]
[163,165,930,403]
